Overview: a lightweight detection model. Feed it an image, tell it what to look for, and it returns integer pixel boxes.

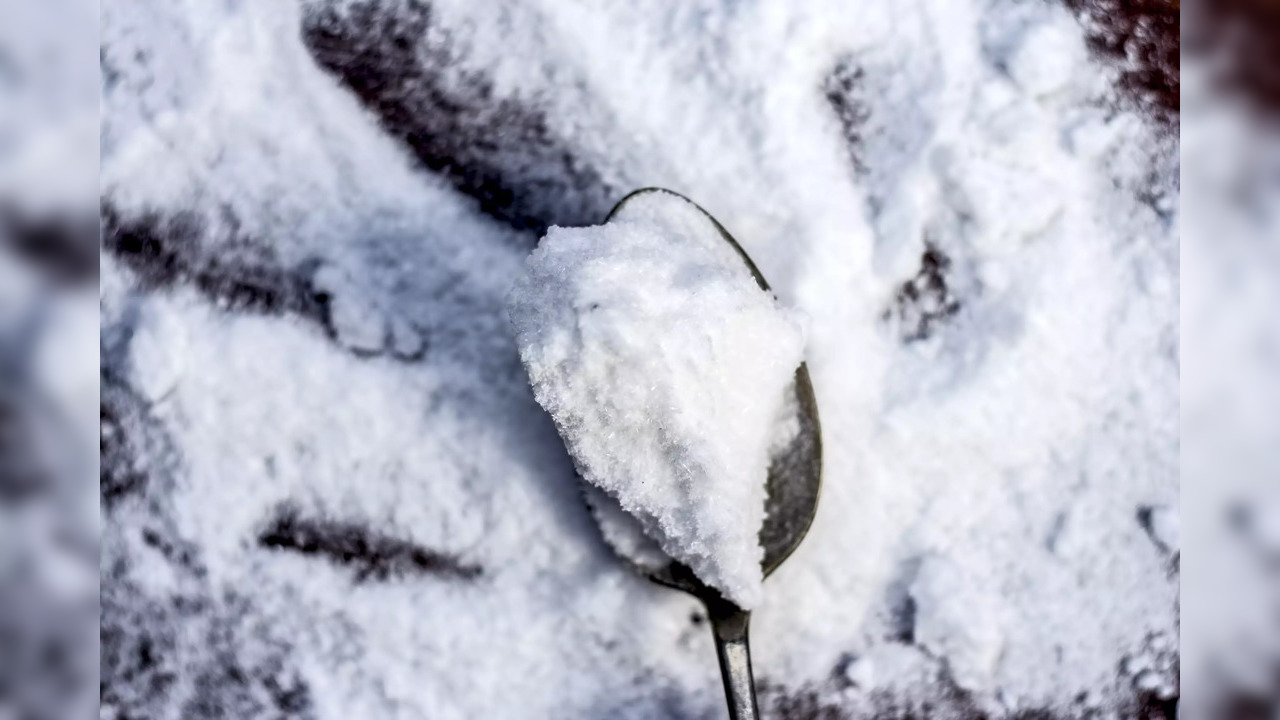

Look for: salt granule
[507,192,804,609]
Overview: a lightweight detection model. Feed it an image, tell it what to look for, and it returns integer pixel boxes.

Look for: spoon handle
[706,598,760,720]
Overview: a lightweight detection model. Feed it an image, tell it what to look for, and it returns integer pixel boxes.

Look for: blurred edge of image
[0,0,1277,718]
[0,0,100,718]
[1181,0,1280,717]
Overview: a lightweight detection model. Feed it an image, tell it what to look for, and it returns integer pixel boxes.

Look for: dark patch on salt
[100,203,201,290]
[0,204,100,285]
[760,682,851,720]
[100,391,148,511]
[883,557,923,644]
[141,526,206,576]
[822,54,937,226]
[101,202,431,362]
[885,243,961,343]
[1184,0,1280,115]
[760,660,993,720]
[1115,632,1180,718]
[100,577,185,717]
[1226,500,1252,537]
[258,503,482,583]
[1109,678,1180,720]
[1136,505,1181,579]
[1007,710,1056,720]
[1211,689,1276,720]
[300,0,616,235]
[1135,505,1158,536]
[890,594,918,645]
[101,577,318,720]
[179,594,317,720]
[1136,505,1172,552]
[823,61,872,177]
[1132,690,1179,720]
[1060,0,1179,125]
[100,203,315,317]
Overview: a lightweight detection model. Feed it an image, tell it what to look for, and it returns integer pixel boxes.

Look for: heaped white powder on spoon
[507,191,804,609]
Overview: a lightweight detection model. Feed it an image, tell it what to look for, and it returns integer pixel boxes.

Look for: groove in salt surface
[301,0,617,235]
[100,202,430,362]
[257,504,483,583]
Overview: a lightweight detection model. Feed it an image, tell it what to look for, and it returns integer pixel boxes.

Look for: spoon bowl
[587,187,824,720]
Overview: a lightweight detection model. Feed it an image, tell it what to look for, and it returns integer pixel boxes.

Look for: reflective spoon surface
[587,187,824,720]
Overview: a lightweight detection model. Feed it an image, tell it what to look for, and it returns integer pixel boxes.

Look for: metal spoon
[585,187,824,720]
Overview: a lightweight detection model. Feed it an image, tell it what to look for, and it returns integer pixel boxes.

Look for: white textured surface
[94,0,1179,717]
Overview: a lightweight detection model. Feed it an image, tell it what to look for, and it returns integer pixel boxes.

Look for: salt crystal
[507,191,804,608]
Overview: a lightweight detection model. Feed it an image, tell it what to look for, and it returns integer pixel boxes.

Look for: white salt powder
[97,0,1179,716]
[507,192,804,609]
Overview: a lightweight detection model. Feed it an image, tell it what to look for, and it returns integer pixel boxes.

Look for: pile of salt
[507,192,804,609]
